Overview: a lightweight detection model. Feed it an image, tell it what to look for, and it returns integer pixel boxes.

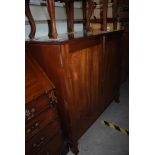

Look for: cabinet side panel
[66,43,105,139]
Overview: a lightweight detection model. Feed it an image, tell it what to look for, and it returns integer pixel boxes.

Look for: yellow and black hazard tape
[100,120,129,135]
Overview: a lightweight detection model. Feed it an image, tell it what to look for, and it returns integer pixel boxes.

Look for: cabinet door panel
[103,35,121,104]
[68,44,103,139]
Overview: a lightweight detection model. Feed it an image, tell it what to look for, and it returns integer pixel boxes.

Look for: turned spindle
[66,0,74,33]
[112,0,119,30]
[100,0,108,31]
[46,0,58,39]
[86,0,93,31]
[25,0,36,39]
[82,0,87,32]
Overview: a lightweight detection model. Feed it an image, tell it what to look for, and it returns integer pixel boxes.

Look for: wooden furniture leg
[86,0,93,31]
[100,0,108,31]
[47,20,52,38]
[61,141,69,155]
[82,0,87,32]
[114,90,120,103]
[86,0,97,31]
[66,0,74,33]
[25,0,36,39]
[69,140,79,155]
[46,0,58,38]
[113,0,119,29]
[114,95,120,103]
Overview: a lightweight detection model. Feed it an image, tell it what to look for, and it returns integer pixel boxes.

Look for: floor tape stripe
[100,119,129,136]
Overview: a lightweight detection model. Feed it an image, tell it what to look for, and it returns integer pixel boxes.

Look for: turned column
[101,0,108,31]
[25,0,36,39]
[113,0,119,30]
[65,0,74,33]
[86,0,93,31]
[46,0,58,38]
[86,0,97,32]
[82,0,87,32]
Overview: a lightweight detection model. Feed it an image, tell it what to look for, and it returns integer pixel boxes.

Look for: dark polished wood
[121,31,129,82]
[25,0,36,39]
[26,30,123,154]
[46,0,58,38]
[25,52,68,155]
[112,0,119,29]
[65,0,74,34]
[102,32,122,105]
[82,0,87,32]
[25,0,126,154]
[86,0,93,31]
[101,0,108,30]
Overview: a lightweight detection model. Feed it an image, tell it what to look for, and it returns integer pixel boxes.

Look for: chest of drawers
[25,53,68,155]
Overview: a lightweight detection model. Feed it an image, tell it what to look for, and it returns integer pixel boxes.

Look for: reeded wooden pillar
[25,0,36,39]
[46,0,58,39]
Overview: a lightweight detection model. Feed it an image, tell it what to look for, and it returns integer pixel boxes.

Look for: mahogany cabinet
[26,30,123,154]
[102,32,122,105]
[25,53,68,155]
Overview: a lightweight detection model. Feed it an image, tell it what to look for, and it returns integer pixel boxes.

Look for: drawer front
[26,107,58,140]
[25,90,57,122]
[36,134,64,155]
[26,121,61,155]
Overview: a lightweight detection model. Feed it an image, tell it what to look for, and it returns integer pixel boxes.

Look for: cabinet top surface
[25,30,124,45]
[25,53,55,103]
